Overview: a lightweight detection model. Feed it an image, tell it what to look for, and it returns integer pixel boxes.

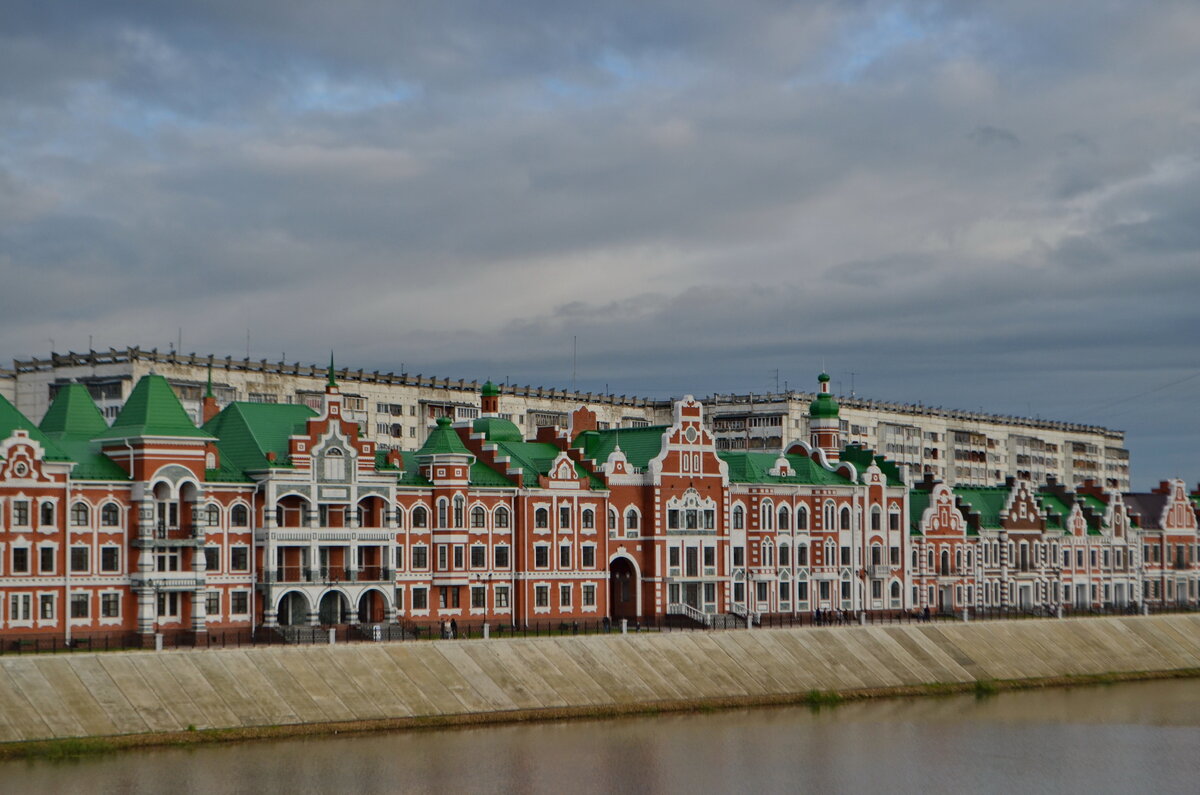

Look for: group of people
[440,618,459,639]
[811,608,851,626]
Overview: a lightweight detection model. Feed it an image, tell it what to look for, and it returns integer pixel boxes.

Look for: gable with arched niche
[922,483,966,537]
[311,428,357,484]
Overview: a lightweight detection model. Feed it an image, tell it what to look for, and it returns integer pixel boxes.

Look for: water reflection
[3,679,1198,794]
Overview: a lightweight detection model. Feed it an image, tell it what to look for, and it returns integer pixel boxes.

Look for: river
[3,678,1198,793]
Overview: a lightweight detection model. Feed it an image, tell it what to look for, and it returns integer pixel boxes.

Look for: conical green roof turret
[39,383,108,439]
[416,416,472,457]
[93,374,212,440]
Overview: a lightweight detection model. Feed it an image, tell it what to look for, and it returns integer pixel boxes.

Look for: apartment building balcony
[131,574,206,592]
[868,565,891,579]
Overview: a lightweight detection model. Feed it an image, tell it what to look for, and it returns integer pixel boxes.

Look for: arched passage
[318,591,349,625]
[357,588,387,624]
[277,591,310,626]
[608,556,640,620]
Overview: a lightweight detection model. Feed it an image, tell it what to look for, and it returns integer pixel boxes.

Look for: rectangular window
[231,592,249,614]
[535,585,549,607]
[204,547,219,572]
[840,546,850,566]
[453,545,464,569]
[494,545,510,569]
[40,594,55,620]
[101,593,120,618]
[582,546,595,568]
[797,546,808,566]
[413,546,428,569]
[495,586,510,608]
[13,501,30,527]
[100,547,120,572]
[70,593,89,618]
[733,546,744,567]
[40,546,55,574]
[470,546,486,568]
[669,547,680,568]
[889,512,900,531]
[70,547,89,573]
[471,586,486,609]
[871,580,882,600]
[206,591,221,616]
[582,584,596,607]
[559,545,571,568]
[12,547,29,573]
[779,581,790,601]
[668,509,680,530]
[412,588,428,609]
[559,584,572,607]
[797,581,808,602]
[777,545,789,567]
[535,546,549,568]
[395,546,405,571]
[560,506,571,528]
[230,547,249,571]
[890,546,900,566]
[437,545,448,570]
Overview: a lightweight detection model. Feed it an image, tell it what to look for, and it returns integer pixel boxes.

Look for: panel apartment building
[3,347,1129,490]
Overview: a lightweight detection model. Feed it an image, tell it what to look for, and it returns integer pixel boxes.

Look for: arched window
[732,505,744,530]
[231,504,249,527]
[323,447,345,481]
[437,498,449,528]
[412,506,429,528]
[778,505,790,531]
[890,582,901,600]
[70,502,89,527]
[796,505,808,531]
[824,501,836,529]
[394,507,405,528]
[453,495,465,528]
[797,543,808,566]
[471,506,487,528]
[581,508,595,529]
[761,501,774,531]
[495,506,510,528]
[535,508,549,528]
[206,504,220,527]
[608,508,618,530]
[839,507,851,530]
[625,508,639,531]
[101,503,120,527]
[40,502,54,526]
[870,506,882,532]
[762,540,774,567]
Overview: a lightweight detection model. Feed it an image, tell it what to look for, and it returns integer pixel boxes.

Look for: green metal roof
[809,373,839,419]
[473,416,524,443]
[839,446,905,486]
[94,374,212,440]
[908,490,930,534]
[719,451,854,486]
[203,402,316,473]
[0,393,72,462]
[39,383,109,438]
[573,425,670,470]
[1037,493,1071,531]
[481,380,501,397]
[416,416,472,457]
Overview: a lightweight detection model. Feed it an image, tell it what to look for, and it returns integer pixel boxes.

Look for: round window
[684,426,698,444]
[13,461,28,476]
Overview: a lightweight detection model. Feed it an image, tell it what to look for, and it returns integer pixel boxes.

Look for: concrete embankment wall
[1,615,1198,745]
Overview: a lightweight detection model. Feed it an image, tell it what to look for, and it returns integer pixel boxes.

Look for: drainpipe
[64,474,72,646]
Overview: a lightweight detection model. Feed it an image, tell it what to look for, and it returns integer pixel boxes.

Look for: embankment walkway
[1,614,1198,748]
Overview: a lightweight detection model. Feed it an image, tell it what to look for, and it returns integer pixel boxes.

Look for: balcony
[868,565,891,579]
[260,566,395,584]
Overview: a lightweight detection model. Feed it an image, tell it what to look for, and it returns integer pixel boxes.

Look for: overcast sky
[1,1,1197,488]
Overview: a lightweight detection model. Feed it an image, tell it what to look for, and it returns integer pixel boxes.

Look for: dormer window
[324,448,345,481]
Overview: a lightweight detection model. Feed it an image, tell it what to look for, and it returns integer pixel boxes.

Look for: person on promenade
[450,618,458,639]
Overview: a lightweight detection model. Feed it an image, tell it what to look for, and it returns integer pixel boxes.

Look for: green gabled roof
[37,384,126,479]
[839,445,905,486]
[473,416,524,443]
[417,416,472,457]
[573,425,670,470]
[909,490,930,534]
[203,402,316,473]
[0,393,72,462]
[94,374,212,440]
[1077,493,1109,531]
[1037,493,1072,531]
[39,383,108,438]
[490,439,601,487]
[395,449,515,488]
[953,487,1009,534]
[719,451,853,486]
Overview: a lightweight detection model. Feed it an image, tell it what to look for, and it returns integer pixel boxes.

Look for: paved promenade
[1,615,1198,744]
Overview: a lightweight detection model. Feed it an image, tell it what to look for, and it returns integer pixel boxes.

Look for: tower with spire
[809,372,842,461]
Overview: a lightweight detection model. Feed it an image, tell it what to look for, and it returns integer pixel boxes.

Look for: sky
[1,1,1197,489]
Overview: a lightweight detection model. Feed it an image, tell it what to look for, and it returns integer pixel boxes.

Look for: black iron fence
[2,602,1196,656]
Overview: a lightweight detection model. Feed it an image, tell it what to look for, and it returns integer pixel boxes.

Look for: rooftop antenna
[849,371,857,398]
[572,335,577,394]
[245,329,250,359]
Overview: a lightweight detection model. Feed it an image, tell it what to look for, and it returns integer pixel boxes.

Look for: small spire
[327,351,337,387]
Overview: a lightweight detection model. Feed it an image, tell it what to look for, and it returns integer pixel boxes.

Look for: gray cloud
[1,1,1198,488]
